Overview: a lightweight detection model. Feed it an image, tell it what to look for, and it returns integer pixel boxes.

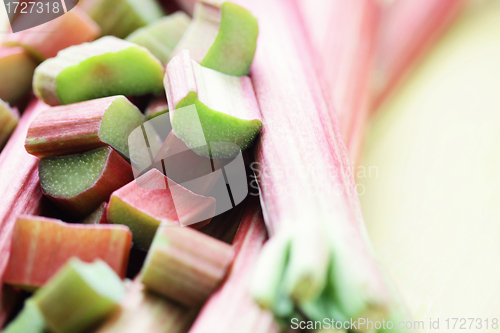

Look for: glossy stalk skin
[140,225,234,307]
[0,47,37,105]
[189,199,279,333]
[0,100,48,326]
[4,215,132,289]
[25,95,145,159]
[230,0,393,326]
[373,0,464,110]
[107,169,216,250]
[40,147,134,218]
[2,7,100,61]
[95,280,197,333]
[297,0,380,164]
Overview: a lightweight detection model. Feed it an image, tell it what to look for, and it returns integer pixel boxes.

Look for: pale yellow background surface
[359,1,500,332]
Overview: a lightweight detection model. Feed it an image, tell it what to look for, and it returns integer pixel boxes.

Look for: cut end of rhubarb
[126,11,191,65]
[0,46,37,104]
[165,50,262,159]
[33,36,164,106]
[173,1,258,76]
[33,258,125,333]
[0,99,19,148]
[81,202,109,224]
[39,146,133,217]
[107,168,216,250]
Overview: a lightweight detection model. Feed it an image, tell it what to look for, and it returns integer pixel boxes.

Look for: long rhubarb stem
[231,0,394,326]
[189,198,279,333]
[372,0,464,110]
[0,99,49,325]
[297,0,380,164]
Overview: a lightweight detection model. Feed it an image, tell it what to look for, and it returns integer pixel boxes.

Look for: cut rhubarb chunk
[140,226,234,307]
[25,96,146,159]
[189,199,279,333]
[4,215,131,289]
[0,47,37,104]
[39,146,134,218]
[1,300,47,333]
[79,0,164,38]
[95,281,197,333]
[33,258,126,333]
[0,100,49,326]
[81,203,109,224]
[165,50,262,159]
[126,12,191,65]
[0,99,18,148]
[2,7,100,61]
[107,169,216,250]
[33,36,164,106]
[173,0,258,76]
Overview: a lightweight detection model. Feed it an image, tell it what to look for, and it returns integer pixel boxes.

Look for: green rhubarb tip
[126,12,191,65]
[174,93,262,159]
[175,1,258,76]
[79,0,164,38]
[39,147,112,199]
[33,36,164,106]
[0,99,19,147]
[33,258,125,333]
[1,300,48,333]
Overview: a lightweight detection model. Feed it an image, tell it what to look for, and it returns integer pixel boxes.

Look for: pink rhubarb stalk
[4,215,132,288]
[189,199,279,333]
[2,7,100,61]
[0,99,49,325]
[372,0,464,109]
[230,0,394,325]
[297,0,380,164]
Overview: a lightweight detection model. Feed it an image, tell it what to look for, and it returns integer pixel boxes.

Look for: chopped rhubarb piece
[1,300,47,333]
[33,36,164,106]
[172,1,258,76]
[145,94,169,120]
[126,12,191,65]
[140,226,234,307]
[189,199,279,333]
[4,215,131,289]
[0,47,37,104]
[373,0,464,109]
[165,50,262,159]
[95,281,197,333]
[107,169,216,250]
[0,100,49,324]
[229,0,398,324]
[2,7,100,61]
[297,0,380,164]
[39,146,134,218]
[79,0,164,38]
[25,96,146,159]
[0,99,18,148]
[33,258,125,333]
[81,202,109,224]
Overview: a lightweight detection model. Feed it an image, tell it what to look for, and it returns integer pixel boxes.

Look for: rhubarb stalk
[0,99,18,148]
[0,100,48,326]
[297,0,380,164]
[189,198,279,333]
[372,0,464,109]
[229,0,395,326]
[0,47,37,105]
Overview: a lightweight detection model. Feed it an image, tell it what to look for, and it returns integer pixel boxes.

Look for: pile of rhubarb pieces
[0,0,463,332]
